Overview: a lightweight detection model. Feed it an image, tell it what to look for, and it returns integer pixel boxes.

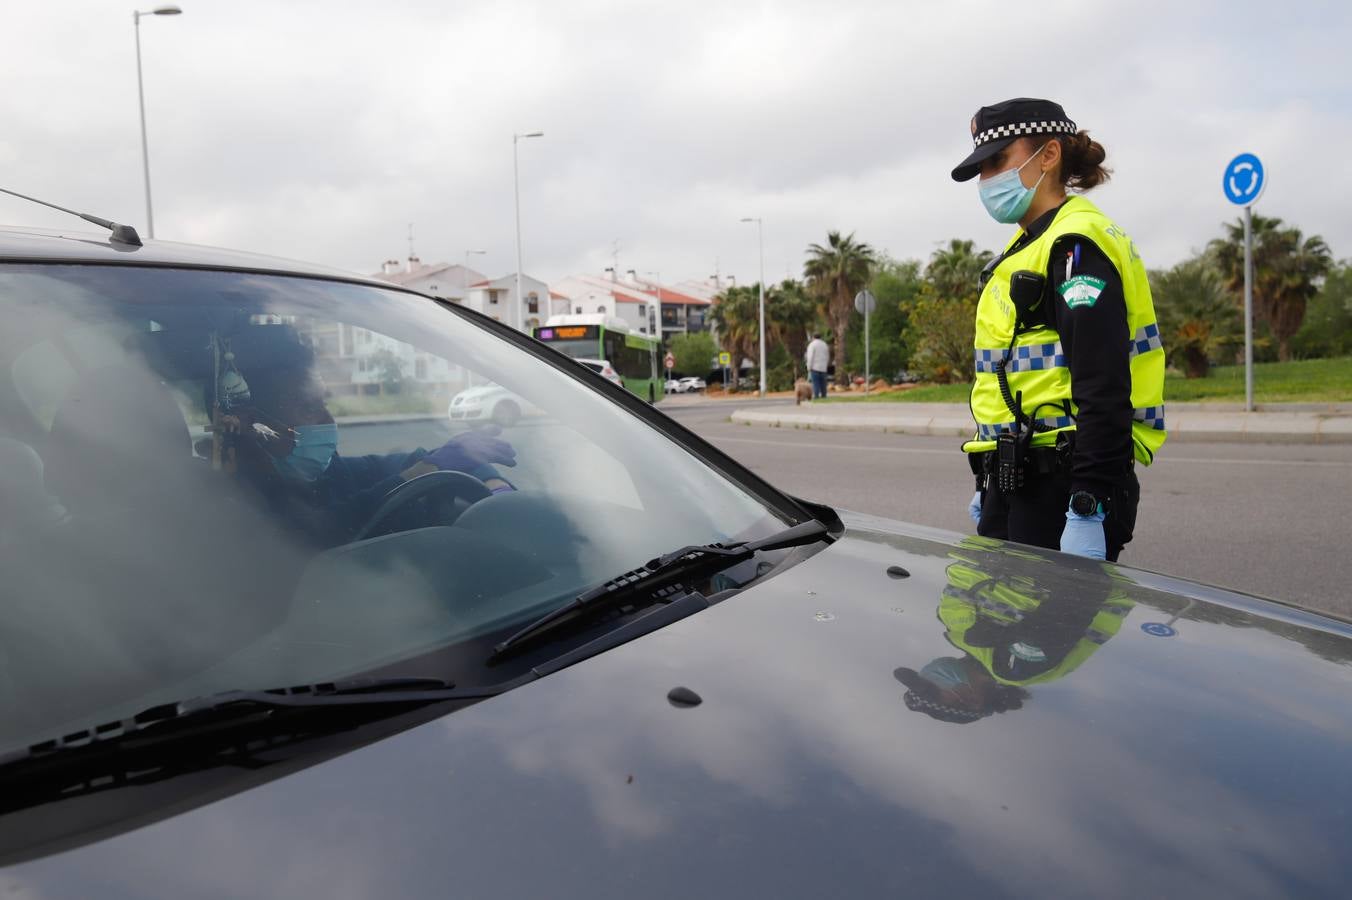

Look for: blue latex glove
[968,491,983,525]
[424,425,517,472]
[1060,505,1106,560]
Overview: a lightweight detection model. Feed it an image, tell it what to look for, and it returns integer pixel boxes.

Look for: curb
[728,408,1352,445]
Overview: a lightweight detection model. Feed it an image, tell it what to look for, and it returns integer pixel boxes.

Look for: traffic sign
[853,290,876,315]
[664,352,675,371]
[1222,153,1265,206]
[1140,622,1177,638]
[718,351,731,367]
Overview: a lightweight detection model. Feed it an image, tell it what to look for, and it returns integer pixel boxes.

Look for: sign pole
[1223,151,1264,414]
[853,289,876,397]
[864,294,871,396]
[1243,205,1254,413]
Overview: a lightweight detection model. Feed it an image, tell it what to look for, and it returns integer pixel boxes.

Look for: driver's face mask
[272,423,338,483]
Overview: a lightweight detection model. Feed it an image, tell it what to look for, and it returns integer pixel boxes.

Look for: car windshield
[0,264,789,752]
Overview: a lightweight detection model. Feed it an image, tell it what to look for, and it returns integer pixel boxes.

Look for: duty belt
[969,441,1070,478]
[967,432,1134,492]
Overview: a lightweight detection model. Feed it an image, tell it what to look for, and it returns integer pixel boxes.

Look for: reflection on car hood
[8,511,1352,897]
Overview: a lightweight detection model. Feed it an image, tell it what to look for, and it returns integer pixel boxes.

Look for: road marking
[706,434,1352,467]
[1157,456,1352,468]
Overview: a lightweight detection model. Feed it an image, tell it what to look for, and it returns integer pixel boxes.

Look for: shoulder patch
[1058,275,1106,309]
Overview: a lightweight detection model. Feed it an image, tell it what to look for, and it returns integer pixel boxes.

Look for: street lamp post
[646,270,661,338]
[646,270,663,391]
[740,217,766,397]
[133,4,182,239]
[463,248,486,301]
[513,131,544,332]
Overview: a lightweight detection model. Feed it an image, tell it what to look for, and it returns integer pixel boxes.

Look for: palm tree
[765,279,818,379]
[1150,258,1239,378]
[1272,230,1334,359]
[925,238,994,303]
[1210,217,1333,361]
[708,285,760,390]
[803,231,877,385]
[901,240,995,383]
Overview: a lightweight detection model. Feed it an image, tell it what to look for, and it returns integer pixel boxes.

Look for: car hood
[6,511,1352,897]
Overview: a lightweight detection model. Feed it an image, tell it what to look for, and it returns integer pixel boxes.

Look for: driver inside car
[216,335,517,547]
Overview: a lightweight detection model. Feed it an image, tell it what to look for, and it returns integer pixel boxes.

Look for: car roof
[0,225,391,288]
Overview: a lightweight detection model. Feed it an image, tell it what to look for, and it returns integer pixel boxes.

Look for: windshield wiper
[0,676,505,773]
[0,676,515,816]
[492,518,830,659]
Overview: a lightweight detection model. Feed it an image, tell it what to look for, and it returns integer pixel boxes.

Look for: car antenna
[0,186,143,247]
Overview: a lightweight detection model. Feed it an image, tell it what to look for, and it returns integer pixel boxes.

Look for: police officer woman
[952,98,1166,562]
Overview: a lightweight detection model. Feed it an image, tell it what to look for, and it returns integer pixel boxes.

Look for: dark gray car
[0,223,1349,898]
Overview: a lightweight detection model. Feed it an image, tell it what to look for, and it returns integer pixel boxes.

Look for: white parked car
[447,384,529,427]
[678,376,706,392]
[575,358,623,387]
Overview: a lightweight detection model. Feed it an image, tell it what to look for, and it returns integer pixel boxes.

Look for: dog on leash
[795,379,813,405]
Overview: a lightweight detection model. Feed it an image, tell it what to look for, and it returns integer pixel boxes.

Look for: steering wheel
[354,470,493,541]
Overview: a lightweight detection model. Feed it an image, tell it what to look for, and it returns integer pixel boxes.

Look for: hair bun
[1059,131,1111,191]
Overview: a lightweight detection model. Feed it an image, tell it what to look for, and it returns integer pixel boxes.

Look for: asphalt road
[659,399,1352,620]
[338,403,1352,619]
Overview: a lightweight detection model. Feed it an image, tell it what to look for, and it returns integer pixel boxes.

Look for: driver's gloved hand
[469,465,517,495]
[424,425,518,472]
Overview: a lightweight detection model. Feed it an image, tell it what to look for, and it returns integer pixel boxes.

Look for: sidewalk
[729,401,1352,444]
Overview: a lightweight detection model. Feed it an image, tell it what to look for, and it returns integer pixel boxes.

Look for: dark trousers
[977,468,1140,562]
[810,370,828,399]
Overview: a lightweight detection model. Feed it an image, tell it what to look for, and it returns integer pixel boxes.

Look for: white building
[548,272,712,340]
[372,256,488,304]
[371,256,550,335]
[549,274,654,336]
[462,274,551,333]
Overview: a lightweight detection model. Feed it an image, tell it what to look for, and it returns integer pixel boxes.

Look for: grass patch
[821,382,971,403]
[1161,357,1352,402]
[821,356,1352,404]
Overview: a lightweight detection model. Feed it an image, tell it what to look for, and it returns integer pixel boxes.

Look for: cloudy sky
[4,0,1349,286]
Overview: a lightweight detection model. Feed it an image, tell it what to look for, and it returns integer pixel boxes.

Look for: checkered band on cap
[903,691,987,722]
[973,119,1077,148]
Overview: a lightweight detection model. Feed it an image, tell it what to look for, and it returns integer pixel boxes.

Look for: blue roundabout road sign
[1222,153,1265,206]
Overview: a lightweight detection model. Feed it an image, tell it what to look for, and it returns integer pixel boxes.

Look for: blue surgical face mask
[919,657,971,691]
[978,143,1049,224]
[272,423,337,482]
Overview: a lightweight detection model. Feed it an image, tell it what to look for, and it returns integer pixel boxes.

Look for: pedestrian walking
[952,98,1166,562]
[805,333,830,400]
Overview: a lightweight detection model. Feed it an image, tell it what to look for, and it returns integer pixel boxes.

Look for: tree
[707,285,761,390]
[1149,258,1240,378]
[925,239,993,304]
[1209,216,1334,361]
[765,279,819,379]
[901,240,994,383]
[668,331,717,377]
[845,257,921,379]
[368,348,406,393]
[1293,261,1352,358]
[803,231,877,385]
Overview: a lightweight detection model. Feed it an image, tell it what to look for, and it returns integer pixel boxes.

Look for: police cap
[951,98,1078,182]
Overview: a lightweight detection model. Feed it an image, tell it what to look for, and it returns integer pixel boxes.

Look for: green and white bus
[533,314,664,402]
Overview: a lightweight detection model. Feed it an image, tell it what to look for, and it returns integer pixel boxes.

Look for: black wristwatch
[1068,490,1102,517]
